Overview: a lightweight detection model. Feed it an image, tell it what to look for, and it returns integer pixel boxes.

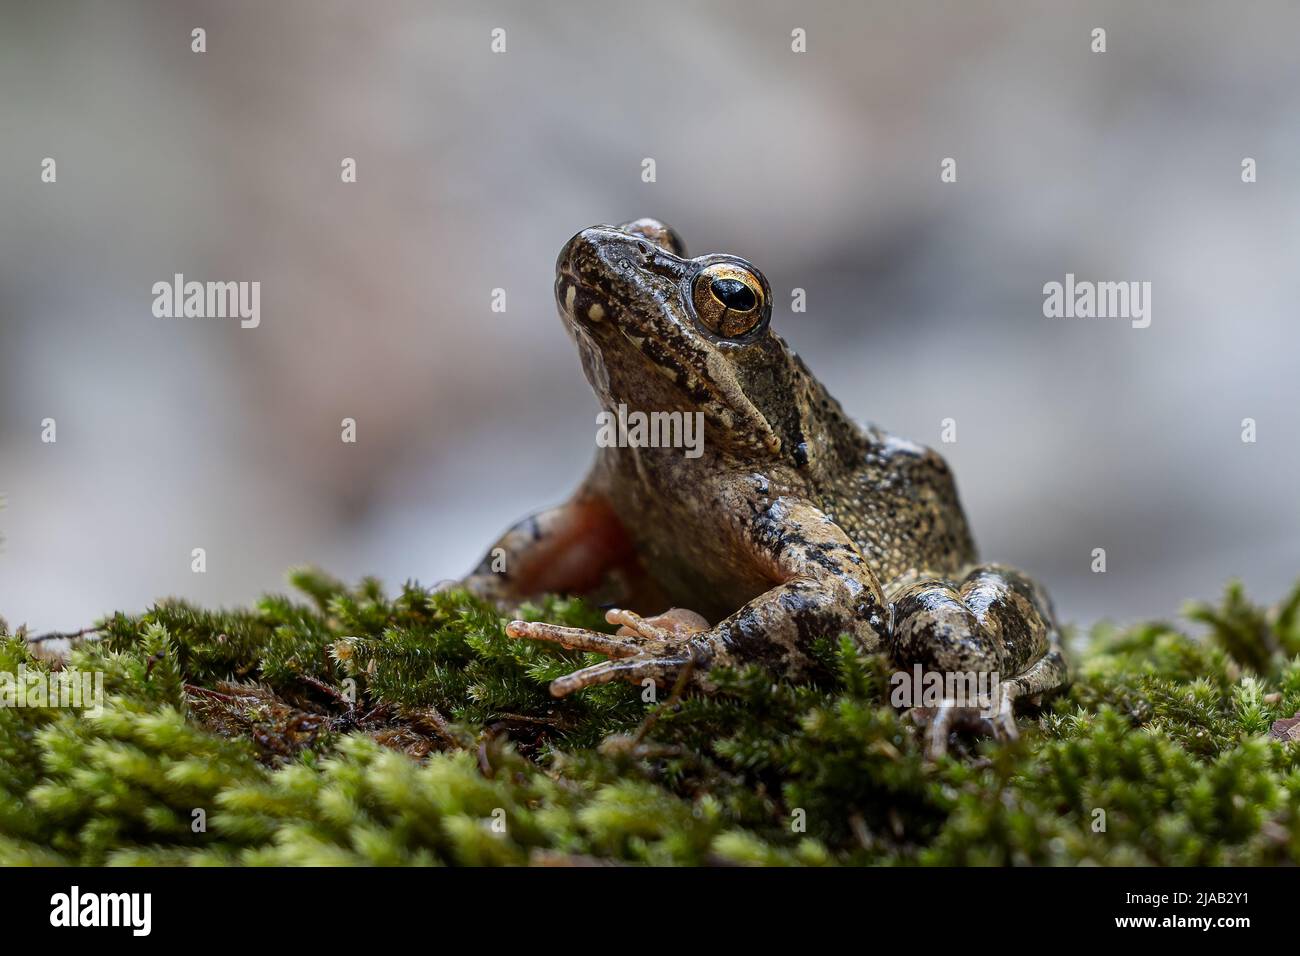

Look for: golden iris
[689,263,766,338]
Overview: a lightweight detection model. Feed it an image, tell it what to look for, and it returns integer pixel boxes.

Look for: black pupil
[710,277,757,312]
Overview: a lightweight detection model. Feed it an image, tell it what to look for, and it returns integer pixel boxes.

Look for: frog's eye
[689,262,768,339]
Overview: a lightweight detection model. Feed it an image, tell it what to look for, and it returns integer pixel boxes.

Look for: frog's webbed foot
[889,564,1069,760]
[909,688,1018,760]
[506,607,711,698]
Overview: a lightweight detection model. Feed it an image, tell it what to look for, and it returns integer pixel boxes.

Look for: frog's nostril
[710,277,757,312]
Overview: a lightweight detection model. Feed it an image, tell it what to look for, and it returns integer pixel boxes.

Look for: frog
[459,218,1068,756]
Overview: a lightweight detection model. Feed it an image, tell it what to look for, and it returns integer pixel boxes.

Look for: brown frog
[461,218,1067,755]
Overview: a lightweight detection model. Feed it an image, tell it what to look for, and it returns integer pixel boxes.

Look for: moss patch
[2,570,1298,865]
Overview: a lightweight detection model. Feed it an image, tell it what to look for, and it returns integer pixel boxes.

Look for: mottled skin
[462,219,1067,754]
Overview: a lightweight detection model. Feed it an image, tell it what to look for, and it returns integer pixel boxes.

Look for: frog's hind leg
[887,564,1067,758]
[458,494,656,608]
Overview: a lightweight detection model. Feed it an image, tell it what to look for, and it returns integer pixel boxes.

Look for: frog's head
[556,219,822,462]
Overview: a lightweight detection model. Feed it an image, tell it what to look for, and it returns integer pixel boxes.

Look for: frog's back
[821,423,977,586]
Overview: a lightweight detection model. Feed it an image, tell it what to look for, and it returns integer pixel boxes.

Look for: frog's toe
[990,687,1020,741]
[548,651,696,698]
[504,620,642,658]
[605,606,710,642]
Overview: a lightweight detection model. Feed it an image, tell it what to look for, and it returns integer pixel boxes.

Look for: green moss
[1,570,1298,865]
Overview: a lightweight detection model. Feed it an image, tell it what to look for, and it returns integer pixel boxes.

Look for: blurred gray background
[2,0,1297,633]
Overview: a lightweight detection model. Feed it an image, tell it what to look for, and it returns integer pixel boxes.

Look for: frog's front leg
[506,497,890,697]
[887,565,1068,758]
[459,491,646,607]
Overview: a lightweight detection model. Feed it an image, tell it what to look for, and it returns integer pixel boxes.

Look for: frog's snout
[557,219,686,283]
[556,227,605,284]
[554,220,699,338]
